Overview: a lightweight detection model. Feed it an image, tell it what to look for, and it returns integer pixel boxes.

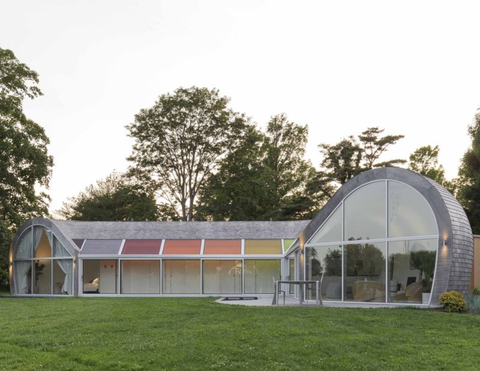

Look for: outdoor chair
[273,277,286,305]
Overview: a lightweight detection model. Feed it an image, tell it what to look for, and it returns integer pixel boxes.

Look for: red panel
[204,240,241,255]
[122,240,162,255]
[163,240,201,255]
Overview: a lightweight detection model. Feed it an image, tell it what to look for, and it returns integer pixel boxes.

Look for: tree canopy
[408,145,445,184]
[58,172,158,221]
[127,87,248,221]
[0,47,53,285]
[457,110,480,233]
[197,114,318,220]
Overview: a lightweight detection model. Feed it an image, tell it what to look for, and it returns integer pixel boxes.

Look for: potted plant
[410,250,436,303]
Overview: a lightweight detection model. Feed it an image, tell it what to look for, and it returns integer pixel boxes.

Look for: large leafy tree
[457,110,480,233]
[58,172,158,221]
[0,47,53,285]
[408,145,446,184]
[197,114,319,220]
[127,87,248,221]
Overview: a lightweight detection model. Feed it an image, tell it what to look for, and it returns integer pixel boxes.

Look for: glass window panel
[306,245,342,301]
[203,260,242,294]
[122,240,162,255]
[388,239,437,304]
[309,207,342,244]
[15,228,33,259]
[345,182,386,241]
[203,240,241,255]
[163,260,200,294]
[388,182,438,238]
[14,261,32,294]
[53,259,73,295]
[82,260,117,294]
[244,240,282,255]
[283,240,295,253]
[53,237,72,258]
[163,240,201,255]
[33,259,52,294]
[34,228,52,258]
[344,242,386,303]
[81,240,123,255]
[244,260,281,294]
[288,259,295,294]
[121,260,160,294]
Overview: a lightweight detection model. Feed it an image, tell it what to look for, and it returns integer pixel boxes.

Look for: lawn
[1,297,479,371]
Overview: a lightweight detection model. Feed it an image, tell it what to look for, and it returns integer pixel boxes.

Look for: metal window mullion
[385,180,389,303]
[242,258,245,295]
[341,200,345,302]
[200,258,204,294]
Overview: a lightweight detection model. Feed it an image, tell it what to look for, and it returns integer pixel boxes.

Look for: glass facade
[306,180,439,304]
[163,260,201,294]
[121,260,160,294]
[245,260,281,294]
[203,260,242,294]
[13,226,73,295]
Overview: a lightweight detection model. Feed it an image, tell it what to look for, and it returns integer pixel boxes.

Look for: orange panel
[163,240,201,255]
[244,240,282,254]
[204,240,241,255]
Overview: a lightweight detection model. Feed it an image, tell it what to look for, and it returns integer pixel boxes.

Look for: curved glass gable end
[305,180,439,305]
[12,225,74,296]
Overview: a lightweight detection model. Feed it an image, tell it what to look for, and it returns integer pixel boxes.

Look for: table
[272,280,322,306]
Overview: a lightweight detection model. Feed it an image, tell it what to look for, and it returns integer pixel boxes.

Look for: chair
[273,277,286,305]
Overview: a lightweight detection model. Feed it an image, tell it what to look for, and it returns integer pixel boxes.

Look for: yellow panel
[244,240,282,255]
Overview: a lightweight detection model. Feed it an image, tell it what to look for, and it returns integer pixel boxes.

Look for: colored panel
[80,240,123,255]
[122,240,162,255]
[204,240,241,255]
[283,239,295,253]
[163,240,201,255]
[72,239,84,249]
[244,240,282,255]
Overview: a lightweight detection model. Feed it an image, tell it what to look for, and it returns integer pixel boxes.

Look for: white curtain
[14,261,31,294]
[16,228,33,259]
[33,227,44,256]
[53,237,73,295]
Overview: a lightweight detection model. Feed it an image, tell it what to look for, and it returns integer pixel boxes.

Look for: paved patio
[216,295,427,308]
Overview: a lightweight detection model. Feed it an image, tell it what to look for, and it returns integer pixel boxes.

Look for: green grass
[0,297,480,371]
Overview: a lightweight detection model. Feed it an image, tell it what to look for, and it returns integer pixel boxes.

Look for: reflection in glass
[33,259,51,294]
[163,260,200,294]
[306,245,342,301]
[310,207,342,244]
[121,260,160,294]
[345,182,386,241]
[288,259,295,294]
[203,260,242,294]
[344,242,386,302]
[388,239,437,304]
[388,182,437,238]
[244,260,280,294]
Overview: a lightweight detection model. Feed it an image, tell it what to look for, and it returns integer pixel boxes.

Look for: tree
[457,109,480,233]
[197,114,319,221]
[127,87,248,221]
[317,127,405,190]
[408,145,446,184]
[58,172,158,221]
[0,47,53,286]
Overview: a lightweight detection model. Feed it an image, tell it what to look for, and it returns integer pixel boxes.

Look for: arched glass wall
[13,226,74,295]
[305,180,438,305]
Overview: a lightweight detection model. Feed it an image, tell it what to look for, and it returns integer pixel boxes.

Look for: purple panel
[80,240,123,255]
[72,239,84,249]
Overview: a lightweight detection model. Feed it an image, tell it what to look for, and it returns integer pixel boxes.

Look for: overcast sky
[2,0,480,215]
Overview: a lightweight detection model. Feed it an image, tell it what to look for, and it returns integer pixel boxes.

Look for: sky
[1,0,480,215]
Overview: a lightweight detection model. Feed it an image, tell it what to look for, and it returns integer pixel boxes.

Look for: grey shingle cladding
[51,220,310,240]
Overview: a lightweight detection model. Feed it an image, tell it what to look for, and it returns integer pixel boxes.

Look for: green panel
[283,239,295,253]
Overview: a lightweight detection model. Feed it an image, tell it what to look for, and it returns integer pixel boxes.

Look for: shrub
[464,293,480,314]
[472,286,480,296]
[439,291,467,313]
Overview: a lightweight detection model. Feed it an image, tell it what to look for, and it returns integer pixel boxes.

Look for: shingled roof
[51,220,311,240]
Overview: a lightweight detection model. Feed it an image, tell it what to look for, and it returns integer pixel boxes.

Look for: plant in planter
[410,250,436,302]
